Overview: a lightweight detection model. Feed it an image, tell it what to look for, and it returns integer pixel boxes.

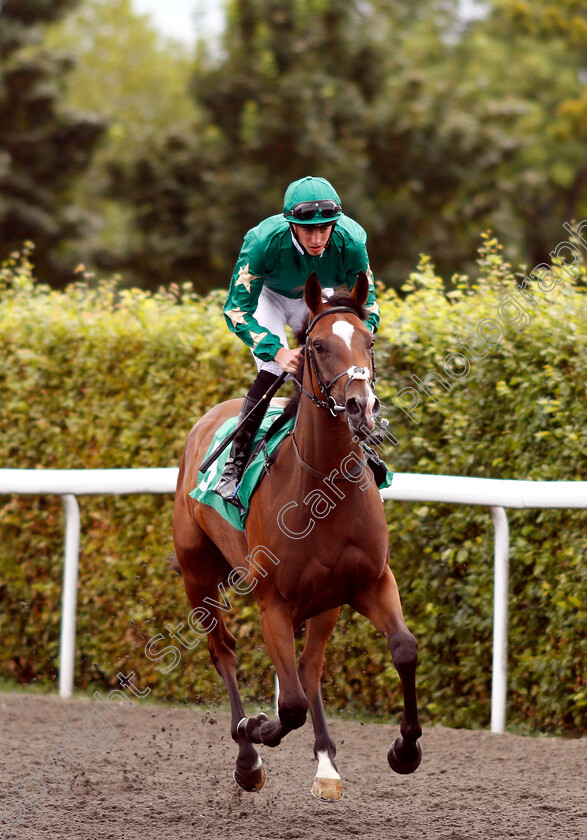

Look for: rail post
[59,494,81,699]
[490,506,510,733]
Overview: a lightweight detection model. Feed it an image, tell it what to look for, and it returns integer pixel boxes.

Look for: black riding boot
[361,420,390,486]
[363,444,389,487]
[214,371,278,506]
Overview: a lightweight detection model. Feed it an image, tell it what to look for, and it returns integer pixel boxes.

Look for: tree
[460,0,587,266]
[363,0,587,278]
[44,0,198,280]
[107,0,393,291]
[0,0,105,285]
[91,0,587,290]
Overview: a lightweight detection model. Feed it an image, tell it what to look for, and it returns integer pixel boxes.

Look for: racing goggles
[290,199,342,221]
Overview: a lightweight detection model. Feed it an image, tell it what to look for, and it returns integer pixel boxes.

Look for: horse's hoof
[233,764,267,792]
[311,777,343,802]
[387,738,422,775]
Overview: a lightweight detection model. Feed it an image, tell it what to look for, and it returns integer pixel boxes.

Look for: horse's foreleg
[299,608,343,801]
[353,566,422,775]
[238,597,309,748]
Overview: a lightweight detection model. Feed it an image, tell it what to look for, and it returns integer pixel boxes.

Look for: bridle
[284,305,380,482]
[294,306,377,418]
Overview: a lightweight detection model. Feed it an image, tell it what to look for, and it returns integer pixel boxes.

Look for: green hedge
[1,240,585,734]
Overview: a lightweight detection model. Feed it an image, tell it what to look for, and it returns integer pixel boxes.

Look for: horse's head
[303,271,380,438]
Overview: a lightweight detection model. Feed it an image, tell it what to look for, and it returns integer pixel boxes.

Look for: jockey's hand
[274,346,302,375]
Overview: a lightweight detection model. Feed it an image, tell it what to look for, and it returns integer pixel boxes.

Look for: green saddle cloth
[190,406,393,532]
[190,407,295,531]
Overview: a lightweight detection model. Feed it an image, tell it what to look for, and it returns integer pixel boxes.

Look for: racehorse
[172,271,422,801]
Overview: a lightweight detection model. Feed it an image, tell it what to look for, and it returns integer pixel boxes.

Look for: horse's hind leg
[208,613,267,792]
[174,525,265,792]
[353,566,422,775]
[299,608,343,801]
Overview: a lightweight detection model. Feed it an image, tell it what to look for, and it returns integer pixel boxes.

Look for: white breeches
[252,286,310,376]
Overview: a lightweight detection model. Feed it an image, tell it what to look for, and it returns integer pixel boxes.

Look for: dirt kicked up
[0,692,585,840]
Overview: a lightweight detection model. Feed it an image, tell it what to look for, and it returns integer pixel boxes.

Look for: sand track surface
[0,693,585,840]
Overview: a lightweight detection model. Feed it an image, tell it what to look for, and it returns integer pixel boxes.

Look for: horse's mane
[316,291,368,324]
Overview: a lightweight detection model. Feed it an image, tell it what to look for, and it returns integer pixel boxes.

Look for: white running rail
[0,469,178,703]
[1,468,585,733]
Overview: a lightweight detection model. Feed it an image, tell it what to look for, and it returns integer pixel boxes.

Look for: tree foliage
[102,0,587,292]
[44,0,198,275]
[107,0,391,290]
[0,0,105,285]
[3,0,585,290]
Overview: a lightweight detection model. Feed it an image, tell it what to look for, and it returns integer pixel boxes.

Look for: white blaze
[332,320,354,350]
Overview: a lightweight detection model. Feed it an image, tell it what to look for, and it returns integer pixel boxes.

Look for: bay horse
[172,271,422,801]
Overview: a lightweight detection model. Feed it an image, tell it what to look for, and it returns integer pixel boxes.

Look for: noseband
[297,306,377,417]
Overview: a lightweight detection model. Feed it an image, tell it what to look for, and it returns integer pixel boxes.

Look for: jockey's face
[292,223,334,256]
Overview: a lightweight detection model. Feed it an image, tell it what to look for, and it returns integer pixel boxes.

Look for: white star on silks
[366,264,375,286]
[225,307,248,327]
[250,330,268,348]
[235,263,258,294]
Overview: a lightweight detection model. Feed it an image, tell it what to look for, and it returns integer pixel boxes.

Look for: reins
[290,433,367,481]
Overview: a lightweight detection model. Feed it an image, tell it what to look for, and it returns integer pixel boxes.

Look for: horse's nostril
[346,398,361,417]
[373,397,381,417]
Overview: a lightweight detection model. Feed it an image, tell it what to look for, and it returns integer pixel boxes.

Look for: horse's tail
[168,552,182,577]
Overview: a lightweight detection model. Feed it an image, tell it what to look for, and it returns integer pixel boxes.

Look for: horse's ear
[304,272,324,316]
[350,271,369,306]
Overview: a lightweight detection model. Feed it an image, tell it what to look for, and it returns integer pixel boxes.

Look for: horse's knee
[389,629,418,671]
[278,697,309,731]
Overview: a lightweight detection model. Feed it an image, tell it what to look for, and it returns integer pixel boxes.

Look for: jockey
[214,175,381,505]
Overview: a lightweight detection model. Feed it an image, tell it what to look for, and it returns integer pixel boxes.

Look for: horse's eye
[313,340,324,353]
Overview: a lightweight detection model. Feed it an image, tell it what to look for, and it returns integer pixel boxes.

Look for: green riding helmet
[283,176,343,225]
